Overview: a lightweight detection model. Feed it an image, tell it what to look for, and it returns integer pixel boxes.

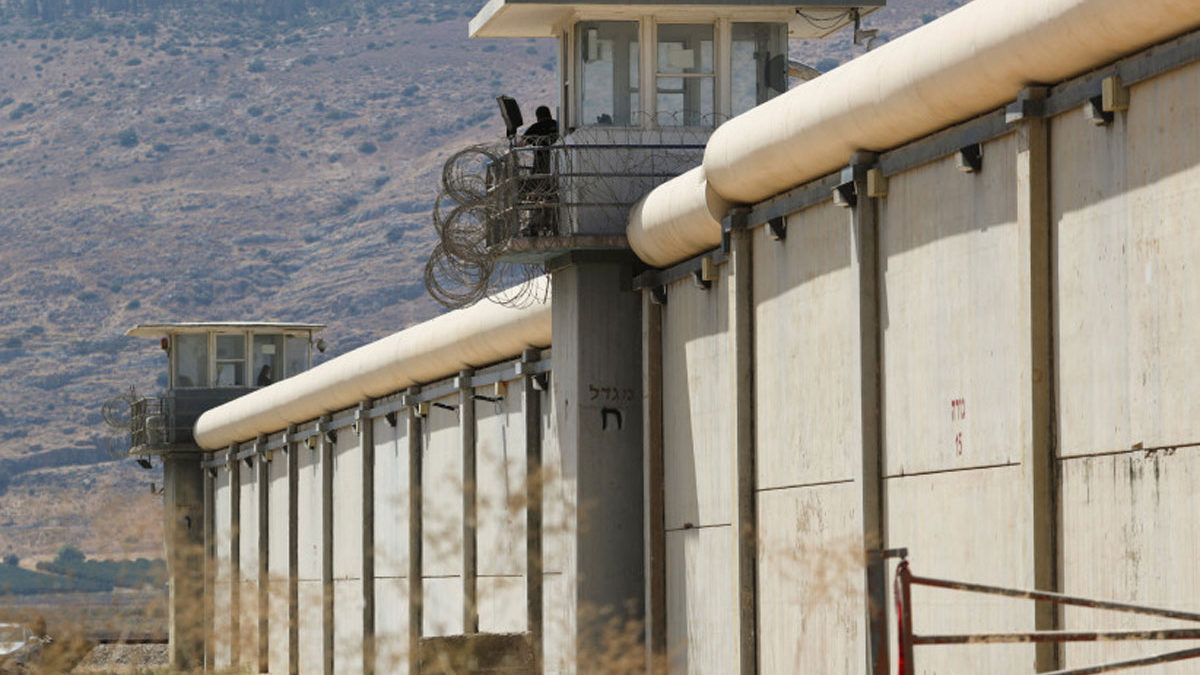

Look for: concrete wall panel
[298,579,324,674]
[665,525,736,675]
[477,575,526,633]
[373,416,409,577]
[662,275,731,530]
[297,442,323,582]
[212,467,233,669]
[885,465,1035,673]
[333,430,363,581]
[1059,451,1200,671]
[334,578,364,675]
[1053,61,1200,458]
[476,379,526,577]
[756,484,862,675]
[422,399,463,577]
[423,576,464,637]
[880,136,1024,476]
[267,449,290,675]
[752,201,859,488]
[374,577,409,674]
[237,458,260,669]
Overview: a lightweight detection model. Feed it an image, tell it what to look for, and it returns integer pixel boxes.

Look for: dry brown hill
[0,0,967,561]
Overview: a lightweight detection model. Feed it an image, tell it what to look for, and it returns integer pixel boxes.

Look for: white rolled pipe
[627,0,1200,266]
[626,166,730,268]
[194,276,552,450]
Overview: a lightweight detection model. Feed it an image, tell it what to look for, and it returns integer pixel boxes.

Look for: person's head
[535,105,552,121]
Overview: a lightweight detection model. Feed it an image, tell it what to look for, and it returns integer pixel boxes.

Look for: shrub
[247,58,266,73]
[117,127,138,147]
[247,133,262,144]
[358,141,377,154]
[247,105,264,117]
[153,142,170,153]
[124,57,141,66]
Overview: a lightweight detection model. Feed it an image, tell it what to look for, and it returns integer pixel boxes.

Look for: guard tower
[124,322,323,670]
[463,0,884,259]
[457,2,883,673]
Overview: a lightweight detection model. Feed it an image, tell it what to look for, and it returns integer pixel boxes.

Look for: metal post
[894,561,914,675]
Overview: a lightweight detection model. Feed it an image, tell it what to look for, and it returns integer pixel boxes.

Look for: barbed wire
[424,113,715,309]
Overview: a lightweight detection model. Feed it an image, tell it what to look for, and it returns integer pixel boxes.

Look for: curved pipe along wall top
[193,276,552,449]
[627,0,1200,267]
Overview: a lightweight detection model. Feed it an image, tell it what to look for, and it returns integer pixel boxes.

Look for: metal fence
[894,558,1200,674]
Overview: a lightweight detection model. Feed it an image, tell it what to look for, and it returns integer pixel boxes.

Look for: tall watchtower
[124,322,323,670]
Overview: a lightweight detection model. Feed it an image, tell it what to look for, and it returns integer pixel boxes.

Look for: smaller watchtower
[124,321,323,671]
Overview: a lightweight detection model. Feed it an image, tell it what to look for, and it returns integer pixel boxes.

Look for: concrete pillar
[849,152,889,675]
[164,454,205,670]
[406,388,424,675]
[642,293,666,673]
[360,402,377,675]
[523,350,544,670]
[287,430,300,675]
[727,225,758,675]
[229,451,242,666]
[257,442,271,674]
[1013,86,1060,672]
[320,418,335,675]
[203,462,215,671]
[460,370,479,635]
[550,257,644,671]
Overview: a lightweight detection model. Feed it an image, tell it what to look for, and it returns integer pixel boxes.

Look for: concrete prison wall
[204,353,564,674]
[635,25,1200,675]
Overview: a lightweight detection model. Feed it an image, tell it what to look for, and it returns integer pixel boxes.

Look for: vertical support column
[164,453,205,671]
[320,417,335,675]
[551,257,644,672]
[406,388,424,675]
[848,152,889,675]
[727,221,758,675]
[642,292,666,673]
[361,402,377,675]
[287,428,300,675]
[522,350,545,671]
[229,448,242,667]
[1012,86,1060,672]
[460,370,479,635]
[257,439,271,675]
[203,462,215,671]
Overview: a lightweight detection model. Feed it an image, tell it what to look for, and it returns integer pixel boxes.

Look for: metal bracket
[650,285,668,305]
[955,143,983,173]
[767,216,787,241]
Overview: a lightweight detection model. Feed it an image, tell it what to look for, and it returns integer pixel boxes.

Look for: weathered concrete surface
[333,430,364,675]
[237,457,260,671]
[756,485,861,675]
[267,447,290,675]
[879,138,1022,476]
[1053,59,1200,672]
[211,468,233,669]
[422,399,464,637]
[297,440,325,674]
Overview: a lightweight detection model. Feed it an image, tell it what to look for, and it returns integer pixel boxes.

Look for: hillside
[0,0,968,561]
